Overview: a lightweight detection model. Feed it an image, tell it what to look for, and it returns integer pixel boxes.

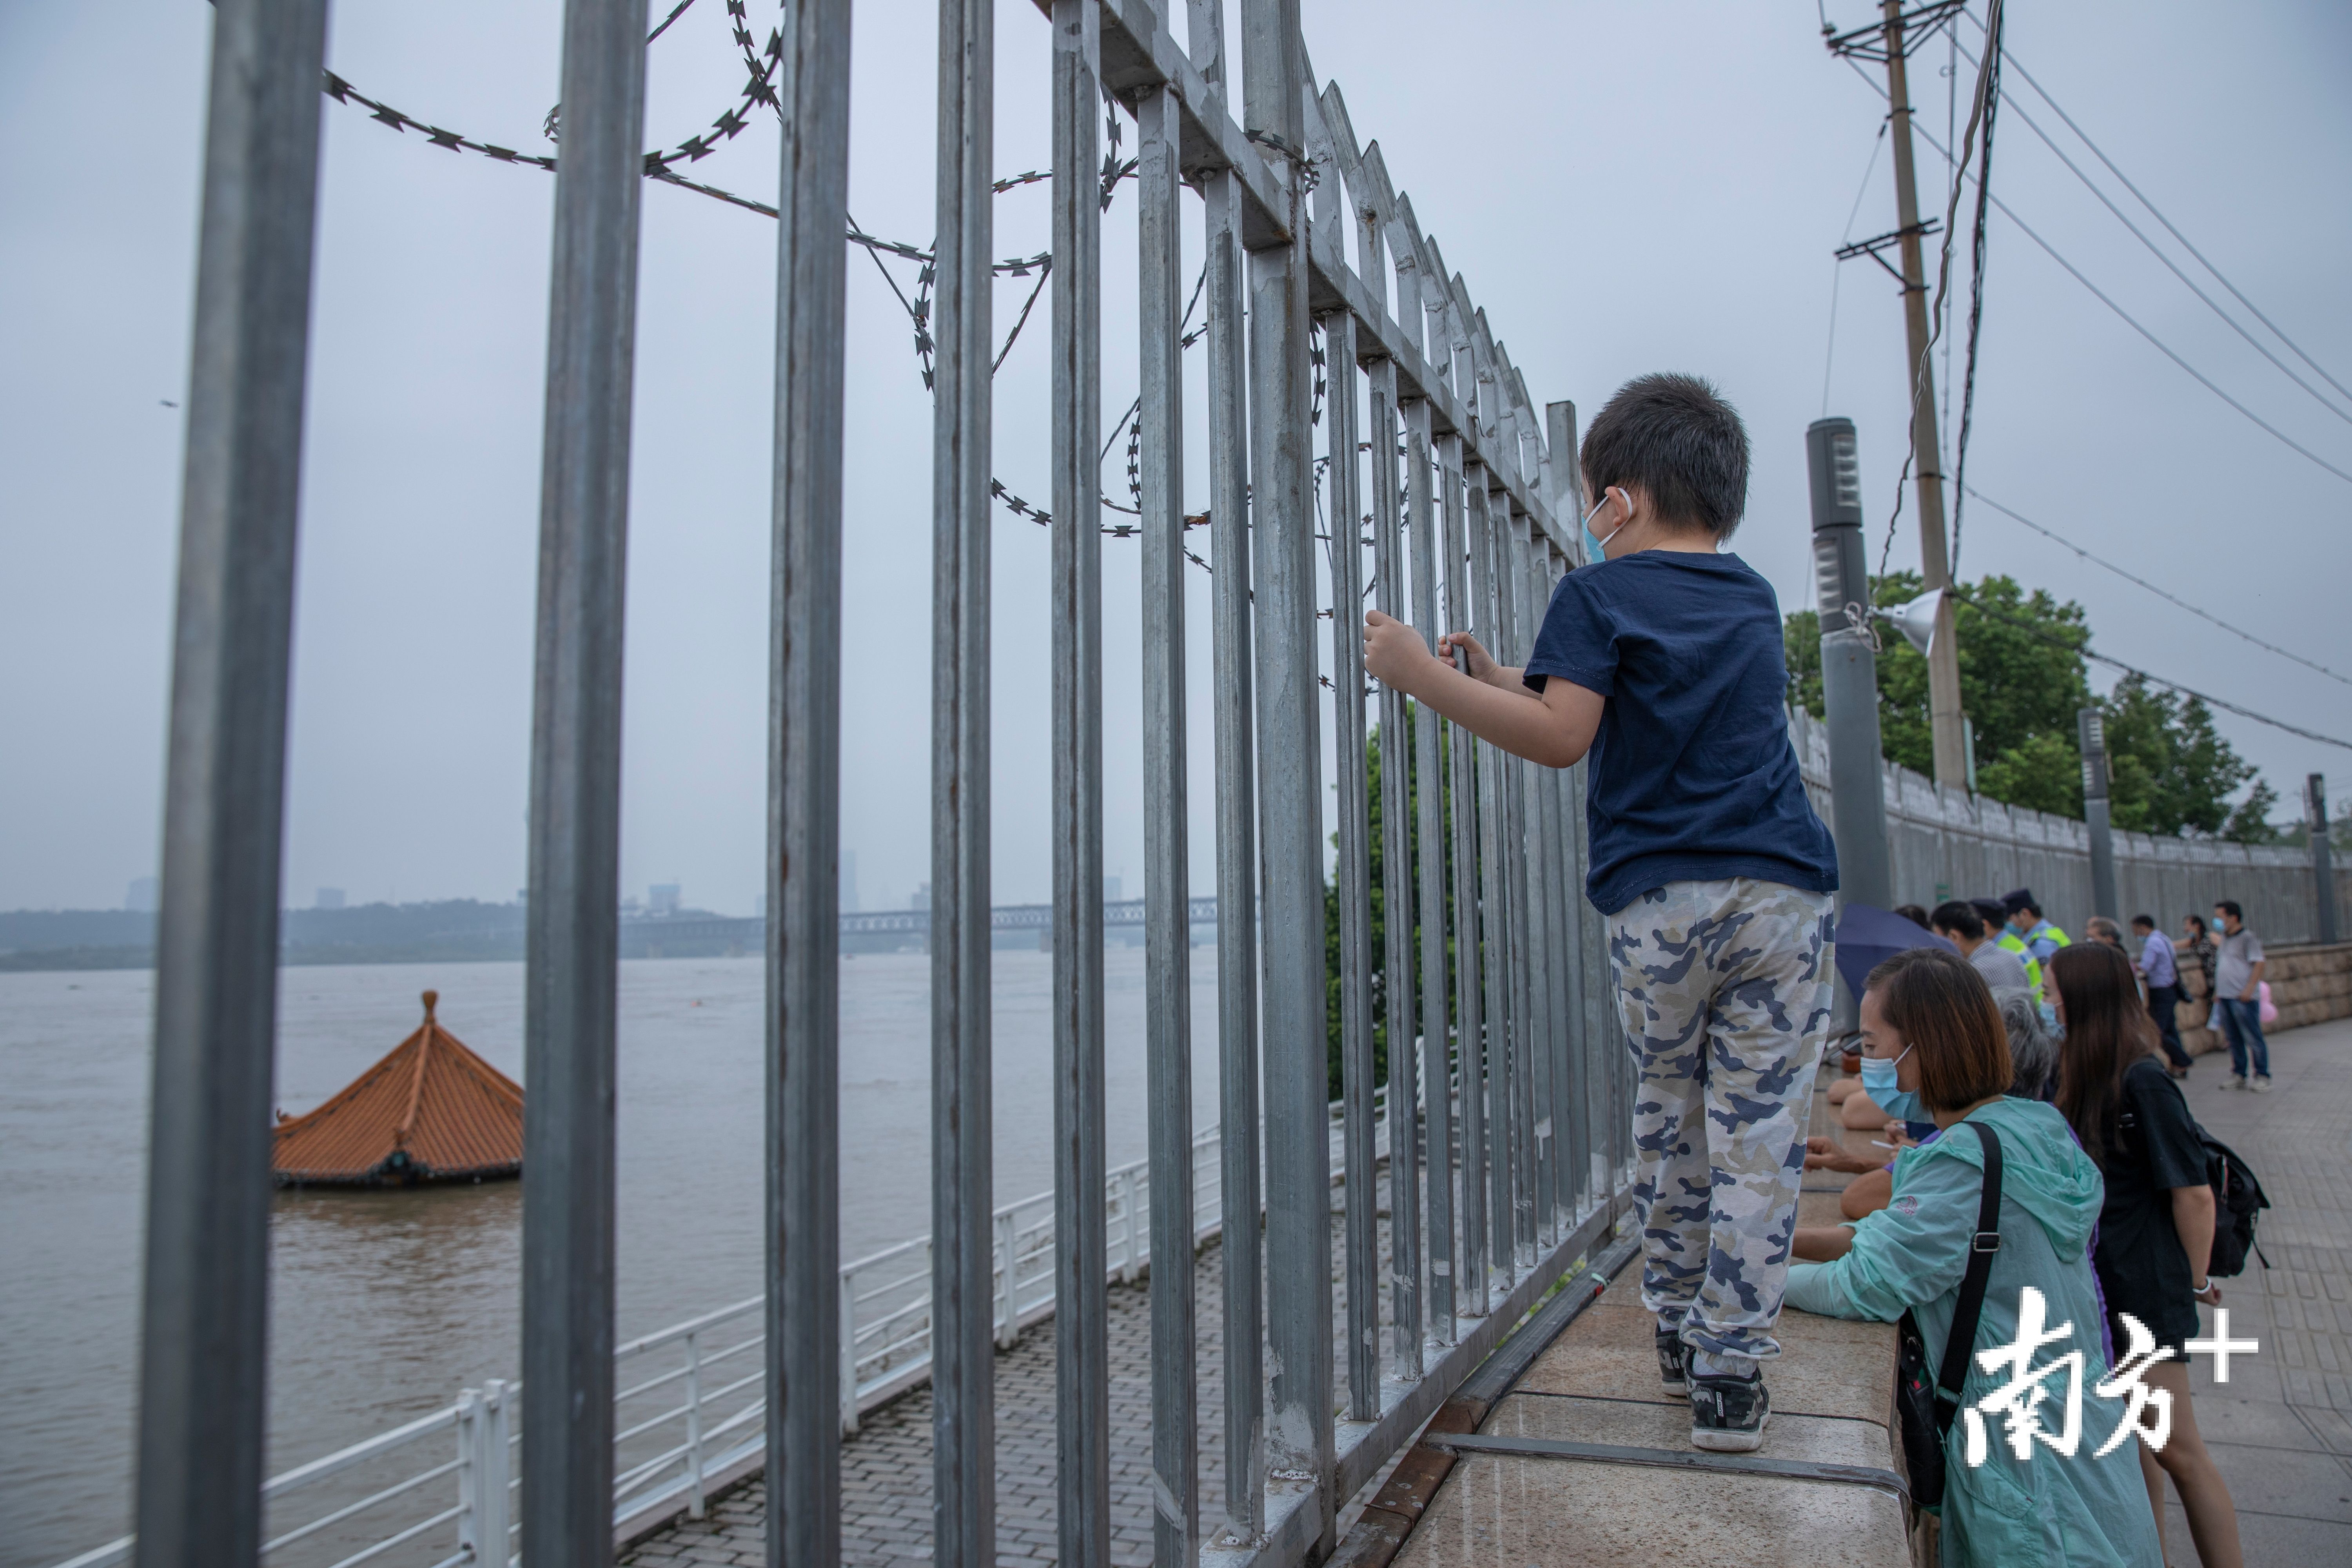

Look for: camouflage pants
[1608,878,1836,1376]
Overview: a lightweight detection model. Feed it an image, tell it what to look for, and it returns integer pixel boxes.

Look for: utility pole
[1828,2,1969,787]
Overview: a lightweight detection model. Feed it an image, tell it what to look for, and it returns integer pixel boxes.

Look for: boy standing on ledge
[1363,373,1838,1453]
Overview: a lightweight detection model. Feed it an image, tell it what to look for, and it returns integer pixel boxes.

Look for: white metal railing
[54,1094,1377,1568]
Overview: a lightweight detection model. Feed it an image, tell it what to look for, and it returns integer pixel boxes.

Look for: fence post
[1242,0,1338,1540]
[1048,5,1111,1559]
[132,2,329,1560]
[684,1330,706,1519]
[2311,775,2339,946]
[478,1379,512,1567]
[764,0,852,1555]
[839,1270,860,1435]
[519,0,652,1558]
[456,1388,481,1561]
[930,0,997,1556]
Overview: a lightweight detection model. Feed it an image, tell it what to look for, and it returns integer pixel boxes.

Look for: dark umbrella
[1835,902,1959,1000]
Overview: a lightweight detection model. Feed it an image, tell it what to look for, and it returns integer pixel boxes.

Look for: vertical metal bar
[1186,5,1261,1538]
[481,1379,512,1562]
[1242,0,1335,1532]
[1050,4,1109,1560]
[133,0,326,1560]
[519,0,649,1557]
[1403,392,1452,1339]
[764,0,850,1555]
[1521,528,1566,1239]
[1135,76,1198,1568]
[1503,514,1541,1265]
[931,0,994,1556]
[1324,310,1380,1422]
[1201,158,1264,1556]
[685,1332,706,1518]
[841,1270,861,1432]
[1552,551,1584,1222]
[1367,357,1421,1381]
[1457,458,1498,1312]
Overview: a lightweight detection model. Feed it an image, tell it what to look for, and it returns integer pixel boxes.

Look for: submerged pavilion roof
[272,990,523,1187]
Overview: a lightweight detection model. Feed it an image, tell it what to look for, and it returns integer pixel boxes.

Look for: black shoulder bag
[1893,1120,2004,1512]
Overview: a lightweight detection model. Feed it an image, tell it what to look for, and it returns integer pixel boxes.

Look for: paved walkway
[622,1200,1421,1568]
[2163,1012,2352,1560]
[621,1240,1239,1568]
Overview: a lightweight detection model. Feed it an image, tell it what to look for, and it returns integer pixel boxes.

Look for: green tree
[1783,573,2277,838]
[2100,674,2258,836]
[1326,709,1459,1101]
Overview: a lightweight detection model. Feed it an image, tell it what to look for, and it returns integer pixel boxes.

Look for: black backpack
[2200,1127,2270,1279]
[2116,1077,2271,1280]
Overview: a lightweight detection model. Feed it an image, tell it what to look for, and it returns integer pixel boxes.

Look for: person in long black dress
[2052,942,2245,1568]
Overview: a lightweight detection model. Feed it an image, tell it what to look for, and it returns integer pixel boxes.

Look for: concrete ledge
[1368,1078,1913,1568]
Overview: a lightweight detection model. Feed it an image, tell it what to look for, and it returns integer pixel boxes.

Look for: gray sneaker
[1690,1372,1771,1452]
[2220,1075,2249,1091]
[1655,1328,1690,1397]
[2253,1074,2275,1093]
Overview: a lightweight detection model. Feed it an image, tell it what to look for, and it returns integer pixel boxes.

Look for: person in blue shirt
[1363,373,1837,1453]
[1788,948,2162,1567]
[2128,915,2190,1077]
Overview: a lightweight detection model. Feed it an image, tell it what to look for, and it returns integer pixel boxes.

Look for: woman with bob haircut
[2051,942,2245,1567]
[1786,948,2159,1566]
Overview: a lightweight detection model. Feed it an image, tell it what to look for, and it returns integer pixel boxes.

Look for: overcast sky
[3,0,2348,918]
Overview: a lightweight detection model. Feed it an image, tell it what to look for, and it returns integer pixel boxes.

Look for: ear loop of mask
[1581,487,1628,563]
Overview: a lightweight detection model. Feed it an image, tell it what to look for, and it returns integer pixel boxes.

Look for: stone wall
[2169,941,2352,1055]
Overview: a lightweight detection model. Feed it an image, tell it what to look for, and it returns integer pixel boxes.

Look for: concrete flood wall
[1786,708,2352,1051]
[1787,706,2350,945]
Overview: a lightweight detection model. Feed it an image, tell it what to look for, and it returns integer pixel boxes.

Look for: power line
[1905,116,2352,489]
[1944,0,2003,575]
[1975,17,2352,410]
[1821,120,1888,417]
[1962,486,2352,688]
[1845,44,2352,488]
[1951,34,2352,431]
[1949,586,2352,752]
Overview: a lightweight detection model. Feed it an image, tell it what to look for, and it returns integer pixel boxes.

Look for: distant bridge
[633,897,1221,947]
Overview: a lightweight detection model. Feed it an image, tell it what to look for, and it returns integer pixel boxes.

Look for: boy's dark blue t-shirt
[1522,550,1837,915]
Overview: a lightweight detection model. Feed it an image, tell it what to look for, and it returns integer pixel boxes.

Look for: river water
[0,947,1226,1567]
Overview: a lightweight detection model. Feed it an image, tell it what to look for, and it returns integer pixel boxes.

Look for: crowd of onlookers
[1791,891,2267,1565]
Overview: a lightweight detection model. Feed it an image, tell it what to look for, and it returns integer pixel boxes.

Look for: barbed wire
[319,9,1400,668]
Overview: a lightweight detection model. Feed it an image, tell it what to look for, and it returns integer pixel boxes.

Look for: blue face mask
[1860,1045,1911,1100]
[1580,491,1619,566]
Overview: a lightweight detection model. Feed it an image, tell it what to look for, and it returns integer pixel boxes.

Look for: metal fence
[132,2,1632,1566]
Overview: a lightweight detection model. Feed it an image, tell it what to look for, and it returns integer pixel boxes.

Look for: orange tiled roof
[271,991,523,1186]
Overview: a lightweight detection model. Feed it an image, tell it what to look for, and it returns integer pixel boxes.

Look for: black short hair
[1895,904,1930,929]
[2215,898,2243,921]
[1579,373,1750,537]
[2130,914,2156,930]
[1969,898,2009,926]
[1931,900,1985,941]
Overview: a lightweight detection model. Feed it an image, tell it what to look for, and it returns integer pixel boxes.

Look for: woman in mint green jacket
[1786,948,2160,1568]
